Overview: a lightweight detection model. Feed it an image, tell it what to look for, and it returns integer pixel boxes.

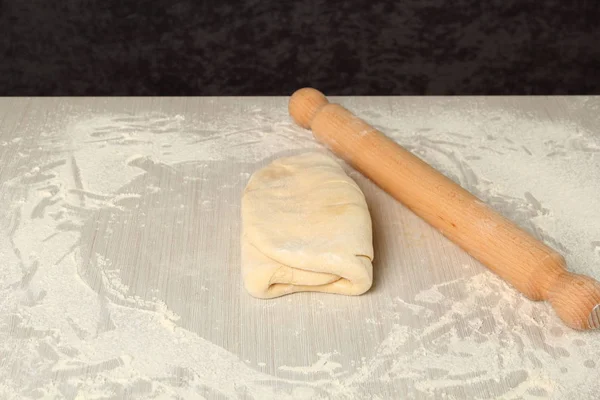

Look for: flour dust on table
[0,97,599,399]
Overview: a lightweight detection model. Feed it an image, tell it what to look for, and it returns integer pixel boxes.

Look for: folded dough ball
[241,152,374,298]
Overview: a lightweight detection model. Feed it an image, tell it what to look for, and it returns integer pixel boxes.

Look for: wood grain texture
[0,97,599,399]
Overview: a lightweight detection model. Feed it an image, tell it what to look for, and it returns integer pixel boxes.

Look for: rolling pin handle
[289,88,329,129]
[547,272,600,330]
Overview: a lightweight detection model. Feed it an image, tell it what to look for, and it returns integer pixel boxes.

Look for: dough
[241,152,374,298]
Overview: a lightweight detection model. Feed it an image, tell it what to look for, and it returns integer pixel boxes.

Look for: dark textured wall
[1,0,599,95]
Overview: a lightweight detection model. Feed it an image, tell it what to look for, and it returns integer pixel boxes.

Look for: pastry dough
[241,152,374,298]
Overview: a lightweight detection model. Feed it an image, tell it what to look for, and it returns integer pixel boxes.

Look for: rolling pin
[288,87,600,330]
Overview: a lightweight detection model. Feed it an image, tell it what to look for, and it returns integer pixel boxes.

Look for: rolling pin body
[289,88,600,330]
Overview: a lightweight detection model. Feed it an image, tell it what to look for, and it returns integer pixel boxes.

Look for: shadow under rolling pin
[288,87,600,331]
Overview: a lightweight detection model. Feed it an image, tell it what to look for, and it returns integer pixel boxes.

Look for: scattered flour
[279,353,344,376]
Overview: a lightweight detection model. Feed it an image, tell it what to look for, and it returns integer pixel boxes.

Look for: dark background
[1,0,599,95]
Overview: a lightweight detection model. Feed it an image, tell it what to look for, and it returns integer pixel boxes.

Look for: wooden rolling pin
[288,87,600,330]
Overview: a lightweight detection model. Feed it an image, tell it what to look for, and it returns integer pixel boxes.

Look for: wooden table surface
[1,97,599,399]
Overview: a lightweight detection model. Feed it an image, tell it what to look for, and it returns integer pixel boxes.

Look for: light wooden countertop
[1,97,599,399]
